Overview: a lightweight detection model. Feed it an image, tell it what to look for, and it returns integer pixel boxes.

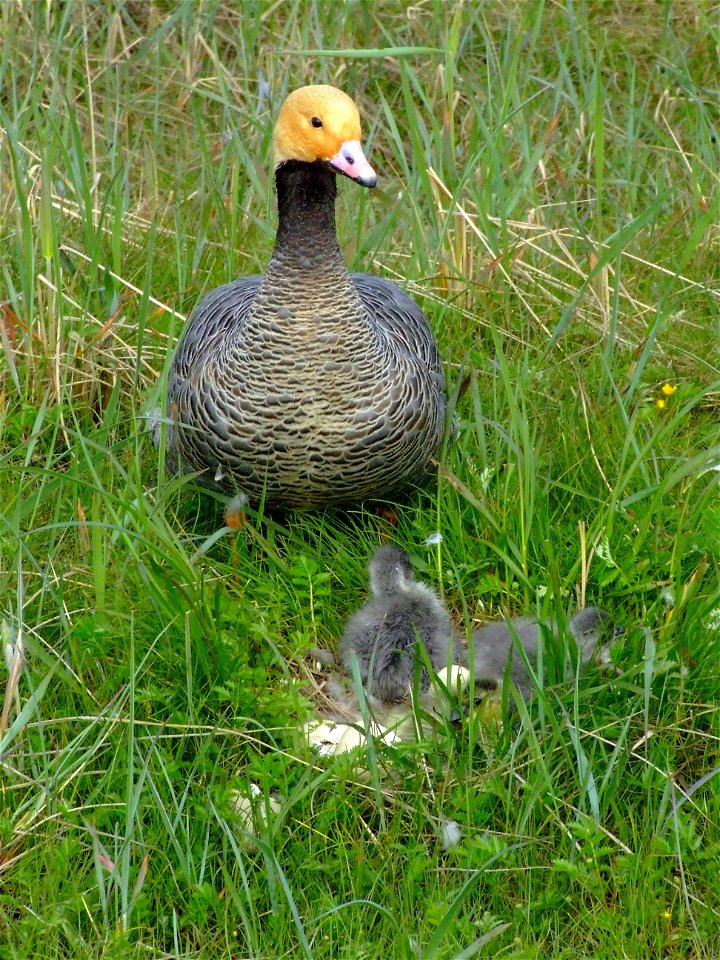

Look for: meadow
[1,1,719,957]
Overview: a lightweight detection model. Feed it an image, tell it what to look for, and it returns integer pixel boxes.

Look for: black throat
[273,160,340,256]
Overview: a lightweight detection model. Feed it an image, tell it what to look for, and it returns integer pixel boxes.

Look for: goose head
[273,84,377,188]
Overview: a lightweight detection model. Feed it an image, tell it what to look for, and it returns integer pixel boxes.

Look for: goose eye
[310,116,323,128]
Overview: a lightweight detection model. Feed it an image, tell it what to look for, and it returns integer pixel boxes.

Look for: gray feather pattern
[159,159,446,509]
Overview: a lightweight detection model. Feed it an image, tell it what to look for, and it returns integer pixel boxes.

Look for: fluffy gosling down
[471,607,619,700]
[339,545,457,703]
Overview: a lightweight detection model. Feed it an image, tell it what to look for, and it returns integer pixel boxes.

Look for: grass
[1,0,719,956]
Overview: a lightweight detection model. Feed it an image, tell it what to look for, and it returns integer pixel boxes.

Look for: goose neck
[272,160,341,262]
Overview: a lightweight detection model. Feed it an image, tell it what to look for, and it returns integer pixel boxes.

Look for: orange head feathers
[272,85,377,187]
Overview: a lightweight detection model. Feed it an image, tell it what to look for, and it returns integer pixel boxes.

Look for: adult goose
[159,85,446,509]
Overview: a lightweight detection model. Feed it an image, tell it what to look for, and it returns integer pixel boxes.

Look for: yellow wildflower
[656,398,666,410]
[661,382,677,396]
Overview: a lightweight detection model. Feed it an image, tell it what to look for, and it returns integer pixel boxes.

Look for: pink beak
[328,140,377,188]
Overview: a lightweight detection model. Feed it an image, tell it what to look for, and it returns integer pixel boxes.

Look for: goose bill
[328,140,377,187]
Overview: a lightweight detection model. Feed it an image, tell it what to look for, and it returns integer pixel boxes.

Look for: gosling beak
[328,140,377,188]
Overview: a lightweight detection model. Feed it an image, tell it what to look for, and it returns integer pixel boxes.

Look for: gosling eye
[310,116,323,128]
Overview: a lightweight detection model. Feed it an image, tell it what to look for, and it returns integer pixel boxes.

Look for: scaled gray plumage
[339,545,457,702]
[470,607,617,700]
[157,87,446,510]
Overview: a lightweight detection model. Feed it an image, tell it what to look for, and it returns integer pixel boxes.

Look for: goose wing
[350,273,444,389]
[170,276,263,380]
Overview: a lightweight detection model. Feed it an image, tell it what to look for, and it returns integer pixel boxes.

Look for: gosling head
[367,545,416,597]
[570,607,623,663]
[273,84,377,188]
[569,607,613,647]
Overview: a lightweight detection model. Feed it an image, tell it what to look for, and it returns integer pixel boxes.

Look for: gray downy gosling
[470,607,619,701]
[339,545,457,703]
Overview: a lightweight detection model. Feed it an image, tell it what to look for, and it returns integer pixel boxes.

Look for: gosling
[339,545,457,703]
[470,607,618,700]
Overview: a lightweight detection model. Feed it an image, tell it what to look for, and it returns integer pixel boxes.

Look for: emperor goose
[158,85,446,509]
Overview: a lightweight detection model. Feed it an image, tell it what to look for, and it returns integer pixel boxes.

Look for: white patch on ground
[440,819,462,850]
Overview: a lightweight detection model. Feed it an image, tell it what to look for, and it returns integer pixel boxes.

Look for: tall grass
[1,2,719,957]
